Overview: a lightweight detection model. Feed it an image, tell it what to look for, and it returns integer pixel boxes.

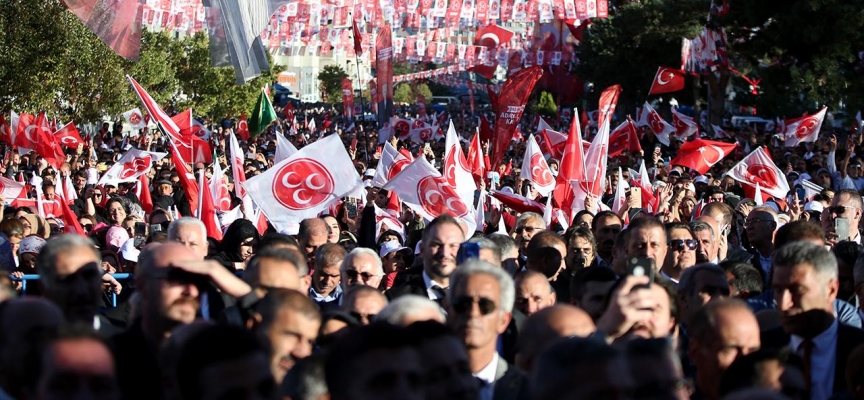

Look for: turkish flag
[490,190,545,214]
[352,18,364,55]
[670,139,737,175]
[470,24,514,79]
[15,113,38,151]
[596,84,622,129]
[726,146,790,199]
[196,170,223,241]
[608,118,641,158]
[33,114,66,170]
[236,114,250,142]
[53,122,84,149]
[648,67,687,95]
[56,191,86,236]
[138,173,154,214]
[467,132,486,184]
[489,66,544,168]
[552,108,587,213]
[0,176,25,201]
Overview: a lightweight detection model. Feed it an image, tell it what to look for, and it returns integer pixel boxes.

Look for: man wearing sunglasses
[512,212,546,264]
[661,223,698,284]
[447,260,530,400]
[821,189,863,245]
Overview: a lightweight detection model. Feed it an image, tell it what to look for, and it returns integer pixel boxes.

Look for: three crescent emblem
[795,117,818,140]
[417,176,468,217]
[530,153,553,186]
[648,111,665,133]
[273,158,334,211]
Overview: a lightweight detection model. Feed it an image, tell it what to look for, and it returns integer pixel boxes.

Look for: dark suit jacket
[386,267,428,301]
[492,356,531,400]
[761,322,864,395]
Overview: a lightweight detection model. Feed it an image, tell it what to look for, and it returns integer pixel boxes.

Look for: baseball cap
[120,238,140,262]
[379,239,408,258]
[694,176,709,185]
[804,201,824,212]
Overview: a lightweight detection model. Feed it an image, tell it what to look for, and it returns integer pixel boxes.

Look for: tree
[393,83,433,104]
[576,0,707,115]
[537,91,558,118]
[318,65,349,106]
[722,0,864,117]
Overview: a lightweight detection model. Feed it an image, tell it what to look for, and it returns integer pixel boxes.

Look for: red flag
[128,75,200,212]
[469,25,515,79]
[726,146,790,199]
[237,114,250,141]
[671,139,737,175]
[53,122,84,149]
[138,173,154,214]
[649,67,687,95]
[57,191,86,236]
[597,84,622,129]
[489,66,544,168]
[467,131,486,183]
[553,108,586,212]
[33,113,66,170]
[490,190,545,214]
[608,118,641,158]
[352,18,363,56]
[196,171,223,241]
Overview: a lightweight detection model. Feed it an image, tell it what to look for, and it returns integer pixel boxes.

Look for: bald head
[299,218,330,265]
[516,305,595,372]
[515,271,556,316]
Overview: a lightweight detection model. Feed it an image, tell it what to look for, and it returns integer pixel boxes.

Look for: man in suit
[448,259,530,400]
[387,214,466,305]
[762,241,864,399]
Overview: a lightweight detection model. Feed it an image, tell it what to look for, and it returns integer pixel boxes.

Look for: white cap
[804,201,824,212]
[379,239,408,258]
[364,168,376,177]
[120,239,140,262]
[694,176,710,185]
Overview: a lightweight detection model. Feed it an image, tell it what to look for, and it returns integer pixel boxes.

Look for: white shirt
[422,270,446,301]
[473,352,499,400]
[790,319,838,400]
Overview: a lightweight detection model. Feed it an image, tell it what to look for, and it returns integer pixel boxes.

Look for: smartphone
[150,223,163,233]
[836,217,850,241]
[629,187,642,208]
[457,242,481,264]
[627,257,655,290]
[346,201,358,218]
[134,222,147,237]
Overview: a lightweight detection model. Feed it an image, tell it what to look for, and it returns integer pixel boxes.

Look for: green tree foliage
[0,0,281,122]
[576,0,709,113]
[318,65,349,105]
[537,91,558,118]
[723,0,864,117]
[393,83,433,104]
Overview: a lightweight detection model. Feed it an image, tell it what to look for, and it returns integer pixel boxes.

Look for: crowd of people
[0,100,863,400]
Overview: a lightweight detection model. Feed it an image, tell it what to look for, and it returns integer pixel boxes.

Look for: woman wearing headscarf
[19,214,51,239]
[208,219,260,272]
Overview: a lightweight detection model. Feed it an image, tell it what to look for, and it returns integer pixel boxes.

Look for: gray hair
[467,237,501,265]
[449,259,515,313]
[36,235,100,287]
[773,241,838,281]
[679,263,726,296]
[375,295,445,326]
[515,212,544,227]
[689,221,715,241]
[166,217,206,241]
[487,233,518,260]
[341,247,384,276]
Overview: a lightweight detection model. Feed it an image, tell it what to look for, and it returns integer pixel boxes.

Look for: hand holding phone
[835,217,850,242]
[627,257,655,290]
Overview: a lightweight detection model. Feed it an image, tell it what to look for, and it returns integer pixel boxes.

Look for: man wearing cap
[152,179,176,211]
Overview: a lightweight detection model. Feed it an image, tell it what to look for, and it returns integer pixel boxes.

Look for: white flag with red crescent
[98,148,167,186]
[241,134,358,232]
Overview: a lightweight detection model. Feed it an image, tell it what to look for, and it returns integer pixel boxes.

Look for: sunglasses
[451,296,498,316]
[669,239,698,251]
[81,224,93,231]
[346,269,380,281]
[514,226,543,235]
[827,206,859,215]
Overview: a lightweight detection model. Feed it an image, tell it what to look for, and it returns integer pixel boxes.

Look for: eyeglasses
[669,239,698,251]
[346,269,381,281]
[451,296,498,316]
[514,226,544,235]
[826,206,860,215]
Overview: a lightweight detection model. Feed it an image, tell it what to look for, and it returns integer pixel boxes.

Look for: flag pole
[352,13,371,165]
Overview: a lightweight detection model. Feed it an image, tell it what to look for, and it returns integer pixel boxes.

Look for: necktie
[430,285,446,306]
[801,339,814,394]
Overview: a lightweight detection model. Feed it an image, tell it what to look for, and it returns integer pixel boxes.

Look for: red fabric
[649,67,687,95]
[670,139,737,175]
[138,173,153,214]
[488,66,544,169]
